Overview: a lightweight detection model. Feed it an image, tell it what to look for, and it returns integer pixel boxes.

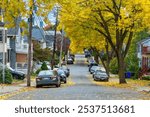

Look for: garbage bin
[125,72,131,78]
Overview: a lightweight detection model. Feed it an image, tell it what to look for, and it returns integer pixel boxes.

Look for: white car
[89,66,101,74]
[93,70,108,81]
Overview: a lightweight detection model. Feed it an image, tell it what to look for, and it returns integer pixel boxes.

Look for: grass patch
[91,76,150,90]
[0,86,35,100]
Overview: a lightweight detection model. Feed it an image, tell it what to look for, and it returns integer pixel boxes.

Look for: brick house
[137,38,150,78]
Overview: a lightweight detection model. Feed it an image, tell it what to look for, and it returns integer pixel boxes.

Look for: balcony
[16,44,28,54]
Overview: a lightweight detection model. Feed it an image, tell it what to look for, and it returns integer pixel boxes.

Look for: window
[0,53,2,63]
[0,30,2,42]
[7,49,10,63]
[17,63,22,69]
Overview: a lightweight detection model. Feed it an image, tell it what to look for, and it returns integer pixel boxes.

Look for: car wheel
[56,84,60,87]
[56,81,61,87]
[20,76,25,80]
[36,85,40,88]
[14,75,19,79]
[64,80,67,83]
[105,79,109,82]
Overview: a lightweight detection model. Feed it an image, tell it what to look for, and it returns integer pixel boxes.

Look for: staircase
[138,66,149,80]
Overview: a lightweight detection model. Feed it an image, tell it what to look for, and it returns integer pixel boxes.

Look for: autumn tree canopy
[57,0,150,84]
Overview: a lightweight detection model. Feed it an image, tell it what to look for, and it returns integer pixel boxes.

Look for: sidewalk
[0,80,35,97]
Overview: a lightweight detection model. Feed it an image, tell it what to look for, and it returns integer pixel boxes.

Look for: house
[56,36,71,54]
[32,26,47,49]
[137,38,150,78]
[7,27,29,74]
[44,30,71,53]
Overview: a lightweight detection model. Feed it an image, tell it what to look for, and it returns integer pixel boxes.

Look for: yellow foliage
[56,0,150,53]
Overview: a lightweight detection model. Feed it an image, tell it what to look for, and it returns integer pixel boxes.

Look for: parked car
[7,66,25,80]
[88,62,98,72]
[93,70,108,81]
[0,63,25,80]
[59,65,70,77]
[36,70,61,88]
[57,69,67,83]
[87,59,95,66]
[89,66,101,74]
[84,51,91,58]
[70,54,75,61]
[67,57,74,64]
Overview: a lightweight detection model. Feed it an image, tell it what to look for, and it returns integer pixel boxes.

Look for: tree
[33,41,52,61]
[1,0,56,86]
[41,62,48,70]
[57,0,150,84]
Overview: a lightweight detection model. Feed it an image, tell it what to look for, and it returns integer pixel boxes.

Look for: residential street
[7,55,150,100]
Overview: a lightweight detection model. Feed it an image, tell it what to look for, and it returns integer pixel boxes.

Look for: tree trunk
[27,0,34,87]
[106,58,110,77]
[117,53,127,84]
[94,53,99,64]
[105,41,110,77]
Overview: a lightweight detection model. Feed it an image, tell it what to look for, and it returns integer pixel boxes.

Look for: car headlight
[51,77,57,80]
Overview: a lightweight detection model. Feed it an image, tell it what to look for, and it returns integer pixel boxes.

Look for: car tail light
[51,77,57,80]
[36,78,41,81]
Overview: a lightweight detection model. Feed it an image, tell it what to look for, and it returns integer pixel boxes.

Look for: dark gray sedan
[57,69,67,83]
[59,65,70,77]
[36,70,61,88]
[93,70,108,81]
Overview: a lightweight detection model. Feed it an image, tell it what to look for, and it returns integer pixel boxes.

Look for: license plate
[44,78,50,80]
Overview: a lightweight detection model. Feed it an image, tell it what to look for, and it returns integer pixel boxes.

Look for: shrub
[142,76,150,80]
[35,68,42,74]
[125,54,139,79]
[0,68,13,84]
[41,62,48,70]
[109,57,118,74]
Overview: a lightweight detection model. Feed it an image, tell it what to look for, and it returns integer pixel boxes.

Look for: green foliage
[109,57,118,74]
[33,41,52,62]
[126,29,149,79]
[142,76,150,80]
[35,68,42,75]
[41,62,48,70]
[0,68,13,84]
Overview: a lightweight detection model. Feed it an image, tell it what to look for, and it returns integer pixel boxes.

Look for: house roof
[7,17,21,36]
[7,27,19,36]
[32,26,45,41]
[137,37,150,45]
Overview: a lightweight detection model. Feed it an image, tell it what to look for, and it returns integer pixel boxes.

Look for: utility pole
[59,26,64,67]
[51,6,59,69]
[27,0,34,87]
[2,28,5,83]
[1,8,5,84]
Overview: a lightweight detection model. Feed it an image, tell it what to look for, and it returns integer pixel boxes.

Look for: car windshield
[96,71,107,75]
[61,66,67,69]
[57,69,65,75]
[38,70,56,76]
[92,66,100,70]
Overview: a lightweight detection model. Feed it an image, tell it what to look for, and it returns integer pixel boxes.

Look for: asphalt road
[8,54,149,100]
